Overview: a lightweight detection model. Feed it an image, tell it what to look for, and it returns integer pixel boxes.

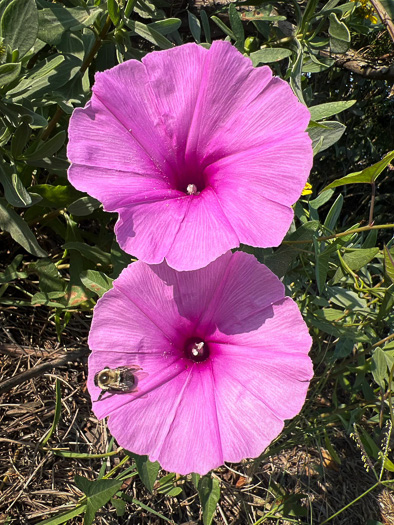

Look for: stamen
[186,184,199,195]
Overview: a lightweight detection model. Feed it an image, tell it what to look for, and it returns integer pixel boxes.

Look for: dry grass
[0,306,390,524]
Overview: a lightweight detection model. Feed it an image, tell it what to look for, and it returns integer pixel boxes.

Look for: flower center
[184,337,210,363]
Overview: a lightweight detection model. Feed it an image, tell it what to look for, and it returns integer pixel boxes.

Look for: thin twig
[0,347,89,395]
[369,0,394,43]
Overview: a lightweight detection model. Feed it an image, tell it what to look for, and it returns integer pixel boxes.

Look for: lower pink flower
[88,251,313,475]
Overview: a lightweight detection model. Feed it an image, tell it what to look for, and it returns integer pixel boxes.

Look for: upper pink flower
[68,41,312,271]
[87,251,313,475]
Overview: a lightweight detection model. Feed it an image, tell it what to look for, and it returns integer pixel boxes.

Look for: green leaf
[290,38,305,104]
[111,497,126,517]
[127,453,160,493]
[321,150,394,191]
[0,198,47,257]
[0,163,32,207]
[200,10,211,44]
[74,475,123,525]
[0,62,21,86]
[211,16,236,40]
[80,270,113,297]
[308,121,346,153]
[324,193,343,231]
[32,258,64,293]
[37,504,87,525]
[250,48,292,65]
[309,100,356,121]
[148,18,182,35]
[41,379,62,445]
[31,291,66,308]
[1,0,38,59]
[188,11,201,43]
[108,0,121,26]
[22,131,66,161]
[229,3,244,51]
[37,5,102,46]
[333,247,379,282]
[372,347,387,389]
[7,54,80,101]
[11,121,31,159]
[262,221,320,278]
[198,476,220,525]
[327,286,367,309]
[30,185,78,209]
[329,12,350,53]
[0,254,27,284]
[125,19,174,49]
[384,245,394,283]
[63,242,112,267]
[67,196,100,216]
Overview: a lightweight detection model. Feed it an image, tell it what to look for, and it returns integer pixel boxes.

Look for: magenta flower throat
[88,251,313,475]
[67,41,313,271]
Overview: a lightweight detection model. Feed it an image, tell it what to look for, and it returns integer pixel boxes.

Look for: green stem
[282,223,394,245]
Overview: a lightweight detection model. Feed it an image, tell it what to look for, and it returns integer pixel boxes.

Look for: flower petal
[206,134,313,208]
[114,197,190,265]
[165,187,239,271]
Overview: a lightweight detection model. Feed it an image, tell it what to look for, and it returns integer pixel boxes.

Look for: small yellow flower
[301,182,312,196]
[351,0,378,24]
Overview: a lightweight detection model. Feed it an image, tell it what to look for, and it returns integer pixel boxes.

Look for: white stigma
[186,184,199,195]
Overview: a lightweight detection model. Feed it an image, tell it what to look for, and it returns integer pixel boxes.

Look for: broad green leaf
[250,48,292,65]
[309,100,356,121]
[74,475,123,525]
[38,5,102,46]
[188,11,201,43]
[126,19,174,49]
[334,337,354,359]
[111,497,126,517]
[0,62,21,86]
[1,0,38,59]
[67,196,100,216]
[329,12,350,53]
[198,476,220,525]
[384,245,394,283]
[23,131,66,161]
[30,185,79,209]
[321,150,394,191]
[80,270,113,297]
[332,247,379,282]
[127,453,160,493]
[108,0,121,26]
[0,198,47,257]
[309,189,334,218]
[31,291,66,308]
[63,242,112,266]
[308,121,346,152]
[314,241,337,294]
[229,3,244,51]
[0,163,32,207]
[148,18,182,35]
[372,347,387,389]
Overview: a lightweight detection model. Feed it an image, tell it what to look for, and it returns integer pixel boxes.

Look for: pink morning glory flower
[67,40,313,271]
[87,251,313,475]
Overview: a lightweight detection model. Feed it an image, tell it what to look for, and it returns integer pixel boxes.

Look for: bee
[94,366,141,402]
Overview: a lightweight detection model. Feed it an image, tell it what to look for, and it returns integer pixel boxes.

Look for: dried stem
[369,0,394,43]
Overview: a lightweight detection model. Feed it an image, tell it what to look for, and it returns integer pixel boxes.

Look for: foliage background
[0,0,394,523]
